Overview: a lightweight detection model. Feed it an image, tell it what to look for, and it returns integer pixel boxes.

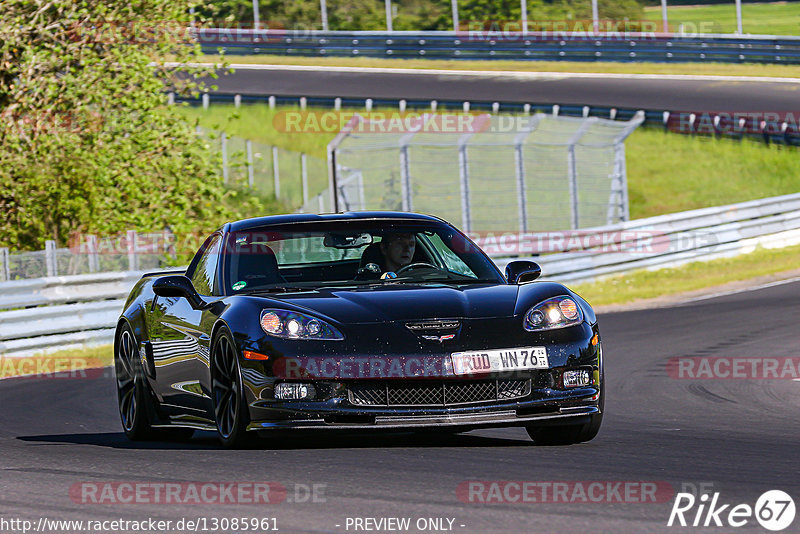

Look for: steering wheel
[395,262,441,275]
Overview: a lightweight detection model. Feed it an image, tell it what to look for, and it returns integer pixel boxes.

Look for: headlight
[523,296,583,331]
[260,309,343,340]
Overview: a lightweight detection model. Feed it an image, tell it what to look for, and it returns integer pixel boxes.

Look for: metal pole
[320,0,329,31]
[87,235,99,273]
[252,0,260,29]
[45,240,57,277]
[618,143,630,221]
[451,0,459,32]
[246,140,254,188]
[272,146,280,199]
[567,145,579,230]
[521,0,528,34]
[0,247,9,281]
[221,132,229,183]
[301,153,309,207]
[385,0,393,32]
[126,231,138,272]
[735,0,743,34]
[514,144,528,233]
[327,146,339,212]
[591,0,599,34]
[661,0,668,32]
[457,145,471,233]
[399,145,413,212]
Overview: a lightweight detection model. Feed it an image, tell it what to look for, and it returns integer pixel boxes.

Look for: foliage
[196,0,643,31]
[0,0,283,252]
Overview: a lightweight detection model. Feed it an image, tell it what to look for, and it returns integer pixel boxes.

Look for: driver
[379,232,416,273]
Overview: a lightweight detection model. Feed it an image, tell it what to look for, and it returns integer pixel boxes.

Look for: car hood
[261,283,521,323]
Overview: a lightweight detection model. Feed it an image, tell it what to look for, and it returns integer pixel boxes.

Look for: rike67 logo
[668,490,796,531]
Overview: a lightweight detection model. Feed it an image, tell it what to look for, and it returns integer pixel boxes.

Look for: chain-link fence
[318,112,643,233]
[200,127,328,210]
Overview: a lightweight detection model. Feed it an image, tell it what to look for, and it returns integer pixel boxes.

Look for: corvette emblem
[420,333,456,343]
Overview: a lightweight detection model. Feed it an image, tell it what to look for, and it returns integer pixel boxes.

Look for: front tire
[525,413,602,445]
[211,329,253,448]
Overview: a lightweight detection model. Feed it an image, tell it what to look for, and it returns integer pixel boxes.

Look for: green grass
[178,103,800,220]
[626,129,800,219]
[572,243,800,306]
[0,344,112,379]
[643,1,800,36]
[202,54,800,78]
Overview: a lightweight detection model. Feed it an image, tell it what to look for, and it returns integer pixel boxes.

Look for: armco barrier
[197,29,800,64]
[2,193,800,357]
[181,93,800,147]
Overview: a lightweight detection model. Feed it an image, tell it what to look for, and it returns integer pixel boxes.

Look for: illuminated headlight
[562,369,592,388]
[523,296,583,331]
[274,382,316,400]
[260,309,343,340]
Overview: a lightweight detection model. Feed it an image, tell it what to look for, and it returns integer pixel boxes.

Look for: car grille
[348,379,531,407]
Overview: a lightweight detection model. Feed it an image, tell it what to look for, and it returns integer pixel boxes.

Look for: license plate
[450,347,548,376]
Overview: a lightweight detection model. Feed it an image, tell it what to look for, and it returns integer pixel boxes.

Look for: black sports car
[115,212,603,447]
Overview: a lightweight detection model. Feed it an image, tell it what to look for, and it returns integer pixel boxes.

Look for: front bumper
[247,404,598,432]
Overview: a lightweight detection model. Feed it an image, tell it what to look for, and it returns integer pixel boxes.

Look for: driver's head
[380,232,416,272]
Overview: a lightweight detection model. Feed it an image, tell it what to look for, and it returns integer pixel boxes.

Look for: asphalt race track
[209,65,800,113]
[2,279,799,533]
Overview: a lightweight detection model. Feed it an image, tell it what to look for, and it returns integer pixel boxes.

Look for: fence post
[385,0,393,32]
[202,92,209,109]
[565,118,595,229]
[221,132,229,183]
[252,0,260,28]
[301,153,309,207]
[272,146,281,198]
[0,247,9,281]
[457,143,472,233]
[451,0,459,31]
[399,144,413,212]
[617,143,630,222]
[45,240,58,277]
[521,0,528,33]
[87,235,99,273]
[127,231,139,271]
[320,0,329,31]
[234,94,241,108]
[514,144,528,233]
[246,140,254,187]
[567,144,579,230]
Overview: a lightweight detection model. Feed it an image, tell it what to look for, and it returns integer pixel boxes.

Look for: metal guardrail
[183,93,800,147]
[198,29,800,64]
[2,192,800,357]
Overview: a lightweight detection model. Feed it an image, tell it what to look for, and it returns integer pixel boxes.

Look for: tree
[0,0,271,252]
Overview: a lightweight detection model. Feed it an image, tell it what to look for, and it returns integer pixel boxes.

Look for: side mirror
[505,261,541,284]
[152,275,205,309]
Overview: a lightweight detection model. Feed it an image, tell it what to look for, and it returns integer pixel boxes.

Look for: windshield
[221,219,502,293]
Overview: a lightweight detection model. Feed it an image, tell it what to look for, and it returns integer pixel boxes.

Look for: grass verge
[201,54,800,79]
[571,243,800,307]
[0,344,113,379]
[643,1,800,36]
